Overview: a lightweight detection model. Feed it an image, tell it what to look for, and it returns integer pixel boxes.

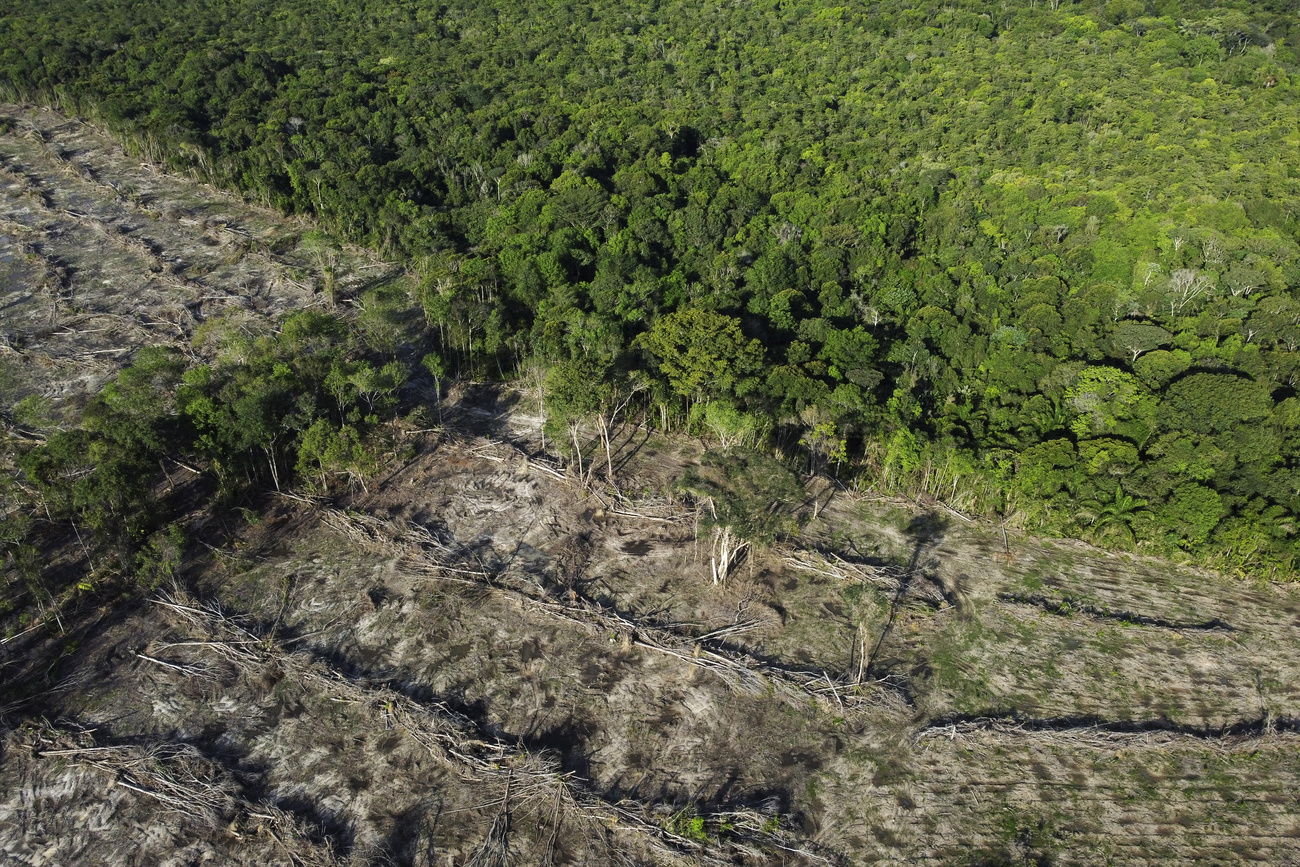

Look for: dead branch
[319,507,888,714]
[465,775,513,867]
[21,722,340,865]
[782,548,901,593]
[710,526,749,586]
[148,588,834,866]
[135,651,214,679]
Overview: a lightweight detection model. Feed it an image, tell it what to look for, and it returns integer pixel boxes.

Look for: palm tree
[1081,484,1149,548]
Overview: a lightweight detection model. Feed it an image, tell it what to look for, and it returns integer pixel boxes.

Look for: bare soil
[4,105,1300,866]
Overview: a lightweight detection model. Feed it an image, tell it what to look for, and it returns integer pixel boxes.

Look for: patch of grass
[1020,573,1046,593]
[922,615,997,709]
[663,807,735,843]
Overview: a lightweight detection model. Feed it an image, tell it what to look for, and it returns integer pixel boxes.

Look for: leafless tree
[1167,268,1213,316]
[710,525,749,585]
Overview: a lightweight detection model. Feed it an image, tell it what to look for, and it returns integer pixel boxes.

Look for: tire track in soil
[0,150,300,331]
[917,710,1300,741]
[997,592,1235,632]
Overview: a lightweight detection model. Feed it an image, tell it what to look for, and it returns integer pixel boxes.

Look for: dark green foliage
[7,0,1300,571]
[0,461,42,614]
[14,312,407,579]
[134,524,187,590]
[1160,373,1273,435]
[19,347,186,571]
[176,310,403,497]
[542,355,624,439]
[679,450,805,543]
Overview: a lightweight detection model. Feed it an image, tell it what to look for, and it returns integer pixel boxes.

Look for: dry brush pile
[0,103,386,416]
[5,102,1300,865]
[138,590,837,866]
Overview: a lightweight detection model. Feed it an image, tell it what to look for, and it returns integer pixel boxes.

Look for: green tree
[1156,483,1224,548]
[1161,373,1273,435]
[1066,367,1156,442]
[1081,484,1149,548]
[296,419,377,492]
[1132,349,1192,389]
[544,357,629,484]
[635,308,764,403]
[1109,322,1172,365]
[696,400,763,451]
[421,352,448,401]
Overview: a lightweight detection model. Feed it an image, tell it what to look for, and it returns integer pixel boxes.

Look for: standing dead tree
[1167,268,1214,317]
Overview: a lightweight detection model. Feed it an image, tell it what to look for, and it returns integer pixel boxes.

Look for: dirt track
[4,104,1300,865]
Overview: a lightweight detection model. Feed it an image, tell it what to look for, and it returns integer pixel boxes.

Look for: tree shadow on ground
[863,512,947,685]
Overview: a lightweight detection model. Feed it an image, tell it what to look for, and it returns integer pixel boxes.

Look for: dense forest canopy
[6,0,1300,574]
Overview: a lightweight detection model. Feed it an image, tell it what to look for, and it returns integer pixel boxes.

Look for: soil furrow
[919,711,1300,740]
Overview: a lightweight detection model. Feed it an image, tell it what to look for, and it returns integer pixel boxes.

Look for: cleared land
[3,105,1300,866]
[0,103,398,422]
